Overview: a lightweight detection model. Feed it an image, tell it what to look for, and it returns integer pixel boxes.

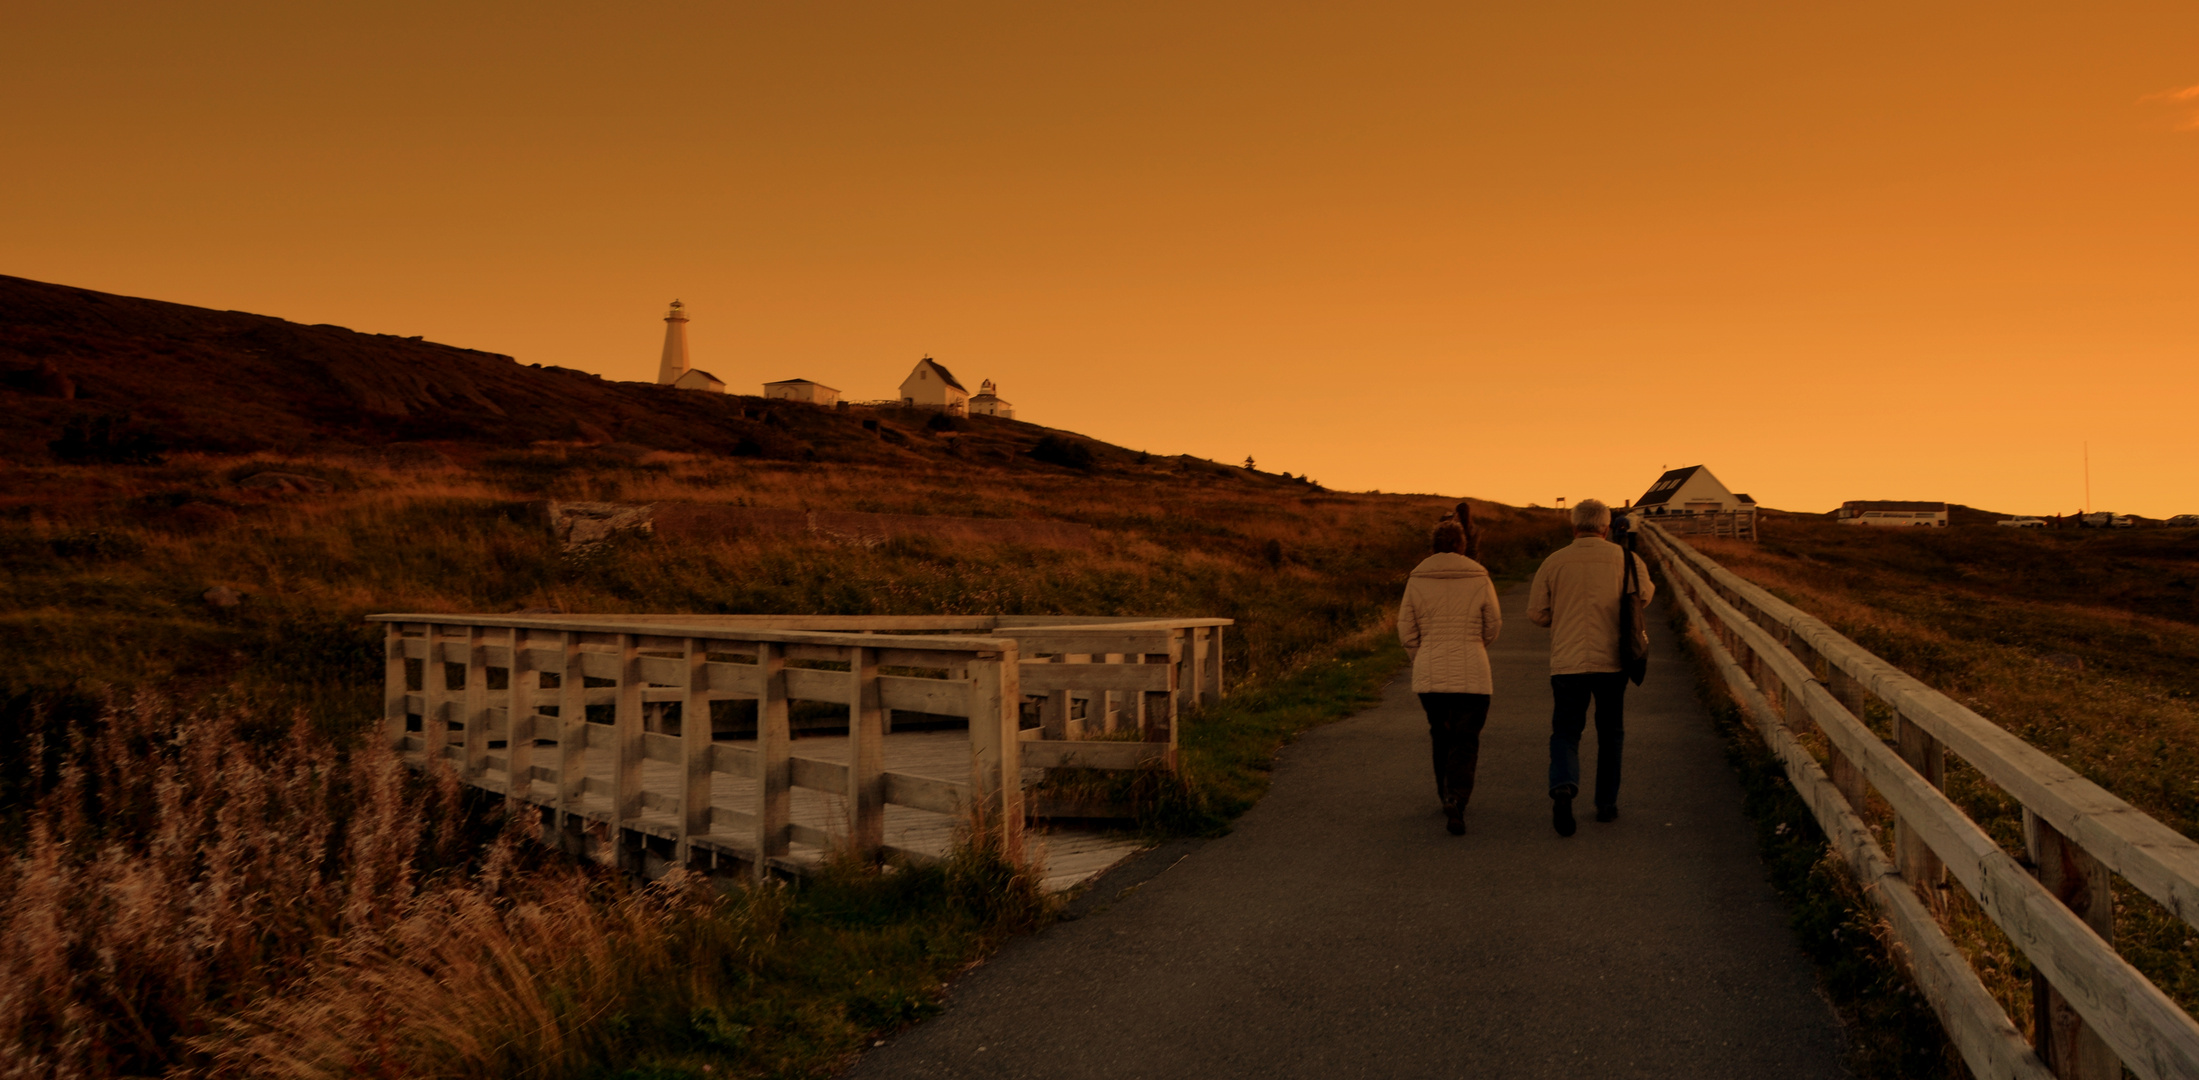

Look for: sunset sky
[5,2,2197,514]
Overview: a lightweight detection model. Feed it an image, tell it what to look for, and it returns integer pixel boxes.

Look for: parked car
[1997,517,2047,528]
[2112,514,2137,529]
[2167,514,2199,528]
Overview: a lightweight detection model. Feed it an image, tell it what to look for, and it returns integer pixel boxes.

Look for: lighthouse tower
[652,300,728,393]
[655,300,691,385]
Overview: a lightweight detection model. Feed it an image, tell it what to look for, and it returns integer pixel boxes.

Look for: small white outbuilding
[968,379,1014,419]
[762,378,841,406]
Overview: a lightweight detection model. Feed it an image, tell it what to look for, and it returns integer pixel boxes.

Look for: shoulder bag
[1618,533,1649,685]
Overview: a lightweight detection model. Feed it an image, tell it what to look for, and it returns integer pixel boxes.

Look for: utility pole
[2084,441,2091,515]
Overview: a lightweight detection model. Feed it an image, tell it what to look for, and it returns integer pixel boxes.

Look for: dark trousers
[1418,692,1491,809]
[1548,672,1627,808]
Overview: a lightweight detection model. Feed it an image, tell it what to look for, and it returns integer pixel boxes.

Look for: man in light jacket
[1528,498,1653,837]
[1399,518,1503,835]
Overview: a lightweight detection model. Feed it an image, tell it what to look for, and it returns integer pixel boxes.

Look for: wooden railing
[367,613,1230,877]
[1639,520,2199,1080]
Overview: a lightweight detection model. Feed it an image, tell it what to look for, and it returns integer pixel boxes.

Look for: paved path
[848,587,1849,1079]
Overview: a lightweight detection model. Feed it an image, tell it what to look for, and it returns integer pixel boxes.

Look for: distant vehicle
[1997,517,2047,528]
[2167,514,2199,528]
[2079,512,2115,528]
[2112,514,2137,529]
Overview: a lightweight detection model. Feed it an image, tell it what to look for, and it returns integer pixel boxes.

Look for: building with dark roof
[898,356,970,415]
[1633,465,1750,516]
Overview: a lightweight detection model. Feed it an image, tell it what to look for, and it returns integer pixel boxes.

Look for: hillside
[0,274,1575,705]
[0,274,1589,1078]
[0,273,1188,474]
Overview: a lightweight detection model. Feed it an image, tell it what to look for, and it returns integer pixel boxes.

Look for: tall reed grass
[0,693,1047,1080]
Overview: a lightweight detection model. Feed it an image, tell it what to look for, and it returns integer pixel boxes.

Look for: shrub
[1027,435,1093,470]
[48,414,167,465]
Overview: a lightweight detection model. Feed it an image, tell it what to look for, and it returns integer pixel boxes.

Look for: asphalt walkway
[848,585,1849,1079]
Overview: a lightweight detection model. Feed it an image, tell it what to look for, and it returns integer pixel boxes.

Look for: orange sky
[6,2,2197,515]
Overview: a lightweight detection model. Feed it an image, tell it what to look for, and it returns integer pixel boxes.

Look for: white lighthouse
[654,300,726,393]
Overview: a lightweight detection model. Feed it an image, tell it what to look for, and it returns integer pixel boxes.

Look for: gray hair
[1571,498,1611,532]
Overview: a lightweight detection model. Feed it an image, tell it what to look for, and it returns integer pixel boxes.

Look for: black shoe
[1445,807,1465,836]
[1595,806,1618,823]
[1553,796,1577,837]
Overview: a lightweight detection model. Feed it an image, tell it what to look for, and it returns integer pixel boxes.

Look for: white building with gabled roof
[1633,465,1755,516]
[899,356,970,415]
[763,378,840,406]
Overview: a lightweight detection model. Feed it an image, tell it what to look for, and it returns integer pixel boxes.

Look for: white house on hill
[899,357,970,415]
[1633,465,1756,516]
[763,378,840,406]
[969,379,1014,419]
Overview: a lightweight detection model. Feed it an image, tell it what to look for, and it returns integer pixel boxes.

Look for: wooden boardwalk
[375,614,1227,893]
[511,729,1144,894]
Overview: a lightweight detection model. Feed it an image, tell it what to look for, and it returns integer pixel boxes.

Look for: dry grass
[0,693,1046,1080]
[0,449,1572,1078]
[0,692,469,1078]
[1688,515,2199,1038]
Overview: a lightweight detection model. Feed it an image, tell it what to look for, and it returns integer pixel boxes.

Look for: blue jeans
[1549,672,1627,808]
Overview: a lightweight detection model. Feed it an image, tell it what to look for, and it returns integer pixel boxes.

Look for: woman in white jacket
[1397,513,1504,835]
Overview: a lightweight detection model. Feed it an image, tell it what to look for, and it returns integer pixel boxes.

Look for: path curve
[848,586,1849,1079]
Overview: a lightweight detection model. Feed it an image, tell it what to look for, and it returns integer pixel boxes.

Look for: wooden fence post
[1043,654,1071,740]
[462,626,489,780]
[1154,632,1182,744]
[967,643,1024,854]
[1102,652,1125,733]
[384,623,409,750]
[557,631,588,854]
[1188,627,1208,713]
[679,637,712,867]
[754,641,791,879]
[849,645,886,860]
[505,627,536,821]
[2028,811,2120,1079]
[1894,711,1947,905]
[612,633,645,872]
[1204,626,1225,704]
[1824,665,1871,816]
[423,624,451,769]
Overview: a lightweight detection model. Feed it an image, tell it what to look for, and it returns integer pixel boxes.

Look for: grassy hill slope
[0,276,1580,1079]
[0,272,1169,469]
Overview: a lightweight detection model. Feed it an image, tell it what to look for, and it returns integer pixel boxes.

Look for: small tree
[1243,455,1255,470]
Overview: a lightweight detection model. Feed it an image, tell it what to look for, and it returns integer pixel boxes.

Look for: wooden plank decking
[465,729,1145,894]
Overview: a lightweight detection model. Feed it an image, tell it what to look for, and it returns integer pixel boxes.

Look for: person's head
[1572,498,1611,537]
[1431,519,1468,556]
